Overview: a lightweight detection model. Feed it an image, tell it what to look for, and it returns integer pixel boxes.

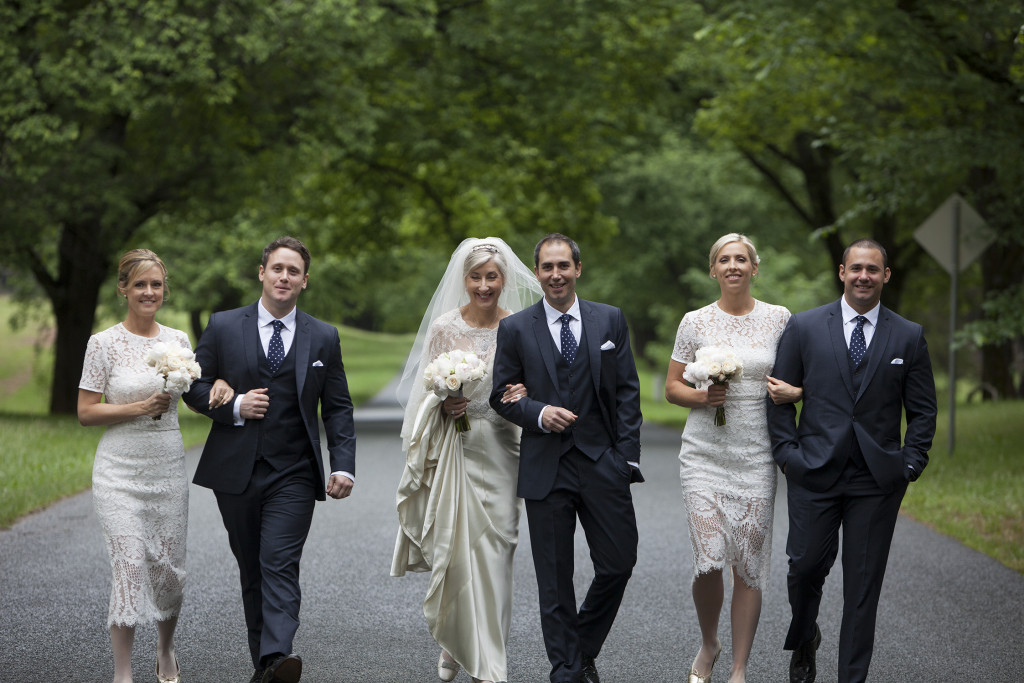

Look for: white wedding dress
[79,323,190,627]
[393,309,522,683]
[672,300,790,590]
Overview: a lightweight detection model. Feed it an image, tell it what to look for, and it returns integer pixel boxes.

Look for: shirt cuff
[330,471,354,483]
[232,395,244,426]
[537,406,550,433]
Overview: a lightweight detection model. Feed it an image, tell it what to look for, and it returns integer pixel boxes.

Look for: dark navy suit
[489,298,642,683]
[184,302,355,667]
[767,299,936,683]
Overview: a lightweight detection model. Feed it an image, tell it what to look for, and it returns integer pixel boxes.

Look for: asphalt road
[2,398,1023,682]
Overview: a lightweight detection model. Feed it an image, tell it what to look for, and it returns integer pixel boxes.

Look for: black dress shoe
[261,654,302,683]
[581,654,600,683]
[789,624,821,683]
[248,669,265,683]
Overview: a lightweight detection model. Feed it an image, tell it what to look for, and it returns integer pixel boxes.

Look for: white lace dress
[79,323,190,627]
[672,300,790,590]
[393,309,522,683]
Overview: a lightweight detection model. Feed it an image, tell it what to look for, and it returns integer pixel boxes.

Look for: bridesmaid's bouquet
[146,342,202,420]
[423,349,488,432]
[683,346,743,427]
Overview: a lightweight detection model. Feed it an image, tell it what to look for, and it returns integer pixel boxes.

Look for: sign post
[913,193,994,455]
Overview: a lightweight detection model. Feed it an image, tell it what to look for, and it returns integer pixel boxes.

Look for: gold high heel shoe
[687,641,722,683]
[156,652,181,683]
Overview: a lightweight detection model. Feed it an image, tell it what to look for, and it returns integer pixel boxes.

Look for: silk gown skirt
[393,393,521,682]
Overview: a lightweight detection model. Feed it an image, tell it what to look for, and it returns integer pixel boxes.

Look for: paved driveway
[2,409,1022,682]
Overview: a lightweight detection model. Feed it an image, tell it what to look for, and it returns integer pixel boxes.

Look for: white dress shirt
[840,297,880,350]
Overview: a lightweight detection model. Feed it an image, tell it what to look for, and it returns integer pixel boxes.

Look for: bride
[392,238,541,683]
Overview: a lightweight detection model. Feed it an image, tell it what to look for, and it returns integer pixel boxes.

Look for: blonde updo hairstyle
[117,249,168,298]
[708,233,760,271]
[463,243,508,280]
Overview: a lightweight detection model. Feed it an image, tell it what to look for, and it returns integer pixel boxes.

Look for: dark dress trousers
[489,299,642,683]
[766,299,936,683]
[184,303,356,667]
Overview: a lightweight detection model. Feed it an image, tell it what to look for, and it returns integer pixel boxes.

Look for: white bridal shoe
[438,651,460,682]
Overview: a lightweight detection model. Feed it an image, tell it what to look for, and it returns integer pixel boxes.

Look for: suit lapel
[293,311,311,395]
[827,302,855,398]
[580,300,602,391]
[242,304,262,387]
[855,305,892,403]
[531,303,560,389]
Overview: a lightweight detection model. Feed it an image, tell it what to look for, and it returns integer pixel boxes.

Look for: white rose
[164,369,187,391]
[455,363,473,383]
[166,354,185,370]
[707,361,722,377]
[470,365,487,381]
[684,361,709,383]
[722,359,736,375]
[435,357,454,377]
[445,374,461,392]
[187,361,202,379]
[146,342,170,366]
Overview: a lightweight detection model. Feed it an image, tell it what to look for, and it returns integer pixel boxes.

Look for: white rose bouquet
[145,342,202,420]
[682,345,743,426]
[423,349,488,432]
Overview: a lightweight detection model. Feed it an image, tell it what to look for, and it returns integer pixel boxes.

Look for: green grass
[0,414,102,526]
[901,400,1024,574]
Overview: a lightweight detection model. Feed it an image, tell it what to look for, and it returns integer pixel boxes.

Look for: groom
[490,233,643,683]
[767,238,936,683]
[184,236,356,683]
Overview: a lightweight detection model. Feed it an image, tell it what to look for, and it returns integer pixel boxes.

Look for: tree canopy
[3,0,1022,412]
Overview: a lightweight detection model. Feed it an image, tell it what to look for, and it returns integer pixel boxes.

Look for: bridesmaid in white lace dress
[392,238,541,683]
[78,250,232,683]
[665,234,802,683]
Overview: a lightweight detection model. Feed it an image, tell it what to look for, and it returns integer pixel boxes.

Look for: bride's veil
[395,237,542,448]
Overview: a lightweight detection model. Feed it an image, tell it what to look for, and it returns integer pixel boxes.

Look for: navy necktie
[559,313,577,365]
[267,320,285,373]
[849,315,867,367]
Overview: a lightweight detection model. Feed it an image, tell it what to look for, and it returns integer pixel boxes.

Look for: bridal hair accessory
[471,244,499,253]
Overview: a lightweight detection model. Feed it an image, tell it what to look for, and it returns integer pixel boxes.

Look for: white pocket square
[600,340,616,351]
[890,358,903,365]
[312,360,324,367]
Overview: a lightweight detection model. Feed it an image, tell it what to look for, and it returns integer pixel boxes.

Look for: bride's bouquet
[423,349,488,432]
[683,346,743,427]
[146,342,202,420]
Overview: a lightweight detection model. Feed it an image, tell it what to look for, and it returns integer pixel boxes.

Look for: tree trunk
[978,244,1022,400]
[38,226,114,415]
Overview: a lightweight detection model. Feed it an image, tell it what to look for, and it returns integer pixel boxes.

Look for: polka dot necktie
[267,320,285,373]
[559,313,577,365]
[849,315,868,367]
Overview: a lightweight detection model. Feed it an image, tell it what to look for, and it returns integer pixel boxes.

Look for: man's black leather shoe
[581,654,600,683]
[789,624,821,683]
[261,654,302,683]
